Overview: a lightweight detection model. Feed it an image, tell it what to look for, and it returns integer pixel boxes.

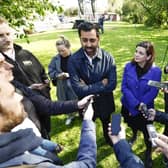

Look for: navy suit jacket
[12,80,79,116]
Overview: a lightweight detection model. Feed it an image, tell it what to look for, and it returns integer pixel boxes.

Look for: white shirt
[84,51,97,65]
[4,49,15,61]
[12,117,41,137]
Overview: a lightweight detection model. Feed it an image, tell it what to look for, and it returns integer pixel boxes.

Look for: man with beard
[0,17,51,138]
[0,77,96,168]
[68,21,117,146]
[0,52,94,140]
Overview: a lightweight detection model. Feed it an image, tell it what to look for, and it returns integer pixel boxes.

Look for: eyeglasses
[81,38,97,43]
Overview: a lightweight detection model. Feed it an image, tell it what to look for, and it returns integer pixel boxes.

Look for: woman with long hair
[121,41,162,168]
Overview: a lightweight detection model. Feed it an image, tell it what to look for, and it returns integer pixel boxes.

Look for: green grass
[15,22,168,167]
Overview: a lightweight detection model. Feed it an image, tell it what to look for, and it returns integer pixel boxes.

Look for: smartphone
[148,80,168,89]
[140,104,149,118]
[111,114,121,135]
[146,124,158,147]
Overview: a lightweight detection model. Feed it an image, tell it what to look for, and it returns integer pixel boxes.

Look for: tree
[122,0,168,27]
[0,0,62,34]
[137,0,168,27]
[91,0,96,17]
[107,0,116,12]
[77,0,96,18]
[122,0,144,24]
[78,0,84,15]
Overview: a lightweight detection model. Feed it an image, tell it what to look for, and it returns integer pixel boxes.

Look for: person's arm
[13,80,78,114]
[68,57,105,97]
[68,51,116,97]
[63,99,97,168]
[141,108,168,126]
[29,94,93,116]
[154,110,168,125]
[113,140,144,168]
[48,56,63,80]
[12,80,93,116]
[103,56,117,92]
[108,124,144,168]
[154,133,168,159]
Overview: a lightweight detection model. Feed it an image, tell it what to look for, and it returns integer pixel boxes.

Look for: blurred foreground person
[0,17,51,138]
[108,123,144,168]
[0,77,96,168]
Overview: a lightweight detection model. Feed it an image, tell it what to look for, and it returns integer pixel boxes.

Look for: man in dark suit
[68,22,117,146]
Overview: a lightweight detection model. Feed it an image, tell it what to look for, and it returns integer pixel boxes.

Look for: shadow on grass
[50,114,82,137]
[58,146,78,164]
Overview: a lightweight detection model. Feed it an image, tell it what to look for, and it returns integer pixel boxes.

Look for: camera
[146,124,158,147]
[148,80,168,89]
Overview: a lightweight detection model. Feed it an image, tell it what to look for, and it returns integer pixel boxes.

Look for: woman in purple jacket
[121,41,161,168]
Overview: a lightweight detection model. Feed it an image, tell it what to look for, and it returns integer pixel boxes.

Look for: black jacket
[3,44,50,98]
[155,110,168,125]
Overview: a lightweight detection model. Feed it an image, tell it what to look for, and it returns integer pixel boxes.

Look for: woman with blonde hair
[48,36,77,125]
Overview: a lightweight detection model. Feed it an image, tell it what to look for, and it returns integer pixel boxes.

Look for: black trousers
[92,93,115,146]
[121,105,152,155]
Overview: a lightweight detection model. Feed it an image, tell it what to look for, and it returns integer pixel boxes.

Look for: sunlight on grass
[15,22,168,168]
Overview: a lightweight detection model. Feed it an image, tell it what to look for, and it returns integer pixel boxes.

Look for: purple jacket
[121,62,161,116]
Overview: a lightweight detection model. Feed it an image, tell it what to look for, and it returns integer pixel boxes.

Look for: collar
[3,49,15,61]
[82,48,102,61]
[84,52,97,64]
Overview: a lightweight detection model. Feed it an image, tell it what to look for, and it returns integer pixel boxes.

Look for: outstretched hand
[161,87,168,93]
[83,98,94,120]
[154,133,168,159]
[77,95,94,109]
[147,109,156,121]
[29,83,48,90]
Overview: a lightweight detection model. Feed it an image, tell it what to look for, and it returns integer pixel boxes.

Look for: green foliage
[139,0,168,27]
[0,0,63,37]
[64,7,78,17]
[142,0,168,28]
[122,0,145,24]
[122,0,168,28]
[16,22,168,167]
[77,0,96,17]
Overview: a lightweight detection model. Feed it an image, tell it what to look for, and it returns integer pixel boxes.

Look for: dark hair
[131,41,155,70]
[78,21,99,37]
[56,35,71,49]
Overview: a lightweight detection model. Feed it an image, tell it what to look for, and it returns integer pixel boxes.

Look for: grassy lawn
[16,22,168,168]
